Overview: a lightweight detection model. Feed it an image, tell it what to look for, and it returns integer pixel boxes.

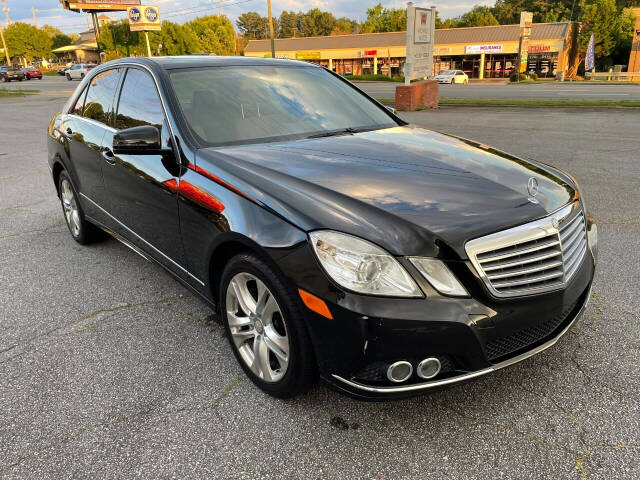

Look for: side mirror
[113,125,162,155]
[385,105,396,115]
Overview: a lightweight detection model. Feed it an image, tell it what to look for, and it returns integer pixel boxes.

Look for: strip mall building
[245,22,577,79]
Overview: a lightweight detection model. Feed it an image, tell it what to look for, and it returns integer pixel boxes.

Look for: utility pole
[220,0,223,16]
[32,7,37,28]
[2,0,10,27]
[267,0,275,59]
[0,22,10,66]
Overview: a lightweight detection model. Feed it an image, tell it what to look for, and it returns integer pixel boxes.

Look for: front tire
[220,253,316,398]
[58,171,104,245]
[66,73,71,81]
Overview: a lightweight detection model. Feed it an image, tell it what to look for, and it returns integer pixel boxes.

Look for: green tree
[279,11,303,38]
[236,12,270,40]
[97,21,143,58]
[456,6,500,27]
[40,25,64,38]
[570,0,631,73]
[51,33,73,49]
[188,15,235,55]
[332,17,360,35]
[148,22,201,56]
[361,3,406,33]
[301,8,336,36]
[4,22,52,61]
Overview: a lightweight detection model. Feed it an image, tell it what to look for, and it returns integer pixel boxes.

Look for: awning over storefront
[52,42,98,54]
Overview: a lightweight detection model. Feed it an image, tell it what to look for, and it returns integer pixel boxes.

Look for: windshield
[439,70,455,75]
[169,65,397,146]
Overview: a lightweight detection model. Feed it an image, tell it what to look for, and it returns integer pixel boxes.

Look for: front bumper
[329,281,592,399]
[277,214,597,400]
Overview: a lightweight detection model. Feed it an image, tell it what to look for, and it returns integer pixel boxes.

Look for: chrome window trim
[67,113,117,133]
[69,61,183,166]
[331,283,592,394]
[80,193,205,286]
[465,202,586,298]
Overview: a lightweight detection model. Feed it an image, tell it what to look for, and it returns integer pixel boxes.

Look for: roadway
[353,80,640,100]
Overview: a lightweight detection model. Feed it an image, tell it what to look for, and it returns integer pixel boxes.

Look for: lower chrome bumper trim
[331,283,593,394]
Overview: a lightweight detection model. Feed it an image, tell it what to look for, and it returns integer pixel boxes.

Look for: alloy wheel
[61,178,81,237]
[225,272,290,382]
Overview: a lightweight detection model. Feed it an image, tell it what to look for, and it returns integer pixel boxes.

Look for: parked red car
[22,68,43,80]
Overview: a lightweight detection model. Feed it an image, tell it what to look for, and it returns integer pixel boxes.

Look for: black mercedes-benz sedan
[47,56,597,400]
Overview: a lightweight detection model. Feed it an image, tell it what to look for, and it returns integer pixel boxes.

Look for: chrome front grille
[466,203,587,297]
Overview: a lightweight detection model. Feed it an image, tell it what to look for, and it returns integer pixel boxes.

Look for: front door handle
[102,149,116,165]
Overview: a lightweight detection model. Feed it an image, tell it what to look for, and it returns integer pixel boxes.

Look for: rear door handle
[102,149,116,165]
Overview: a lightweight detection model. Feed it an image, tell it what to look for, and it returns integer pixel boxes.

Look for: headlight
[409,258,468,297]
[308,231,422,297]
[565,171,586,214]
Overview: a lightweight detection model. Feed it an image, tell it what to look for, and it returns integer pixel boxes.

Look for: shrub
[509,72,529,82]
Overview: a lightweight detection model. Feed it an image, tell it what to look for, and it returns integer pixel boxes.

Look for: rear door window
[82,68,122,126]
[72,86,88,115]
[115,68,165,133]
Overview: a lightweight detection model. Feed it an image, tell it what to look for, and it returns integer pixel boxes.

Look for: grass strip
[0,88,40,98]
[376,98,640,108]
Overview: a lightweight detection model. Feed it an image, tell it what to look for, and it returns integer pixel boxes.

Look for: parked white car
[434,70,469,84]
[65,64,95,81]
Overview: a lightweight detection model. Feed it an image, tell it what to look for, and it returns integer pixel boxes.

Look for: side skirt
[85,214,217,311]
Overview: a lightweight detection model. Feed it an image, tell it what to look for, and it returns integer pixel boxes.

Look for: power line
[15,0,259,31]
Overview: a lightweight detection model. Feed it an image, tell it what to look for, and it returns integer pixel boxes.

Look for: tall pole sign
[517,11,533,80]
[0,22,10,66]
[127,5,160,57]
[404,3,435,86]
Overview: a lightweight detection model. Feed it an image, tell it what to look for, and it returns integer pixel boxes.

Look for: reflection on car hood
[198,125,575,258]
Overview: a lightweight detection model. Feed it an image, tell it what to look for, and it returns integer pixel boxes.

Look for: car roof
[102,55,316,71]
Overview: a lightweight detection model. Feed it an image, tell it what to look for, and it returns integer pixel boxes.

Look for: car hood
[196,125,576,258]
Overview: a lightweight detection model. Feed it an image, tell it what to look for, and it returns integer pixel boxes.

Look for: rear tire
[66,73,71,81]
[58,171,106,245]
[220,252,316,398]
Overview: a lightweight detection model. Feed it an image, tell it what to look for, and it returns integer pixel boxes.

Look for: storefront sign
[296,51,321,60]
[363,49,377,56]
[434,46,450,55]
[404,5,435,82]
[518,12,533,72]
[465,44,503,54]
[65,0,141,11]
[128,5,160,31]
[528,45,552,53]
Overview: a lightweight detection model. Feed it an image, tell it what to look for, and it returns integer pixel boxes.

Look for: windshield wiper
[307,127,359,139]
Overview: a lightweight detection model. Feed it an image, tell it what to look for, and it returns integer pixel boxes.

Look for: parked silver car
[65,64,95,81]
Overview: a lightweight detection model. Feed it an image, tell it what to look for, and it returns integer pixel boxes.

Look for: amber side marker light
[298,289,333,320]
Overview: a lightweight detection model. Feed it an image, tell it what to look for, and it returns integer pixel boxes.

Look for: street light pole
[267,0,275,59]
[0,22,11,66]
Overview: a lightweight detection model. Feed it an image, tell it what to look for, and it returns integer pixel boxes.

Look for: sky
[2,0,493,34]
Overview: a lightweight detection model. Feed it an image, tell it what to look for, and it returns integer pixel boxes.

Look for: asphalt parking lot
[1,85,639,479]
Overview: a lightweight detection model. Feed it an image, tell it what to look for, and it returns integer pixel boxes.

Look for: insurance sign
[128,5,160,31]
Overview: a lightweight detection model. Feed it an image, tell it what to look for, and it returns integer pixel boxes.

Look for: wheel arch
[207,232,304,307]
[52,160,65,197]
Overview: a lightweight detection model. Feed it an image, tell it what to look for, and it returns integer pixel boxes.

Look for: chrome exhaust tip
[417,357,441,379]
[386,361,413,383]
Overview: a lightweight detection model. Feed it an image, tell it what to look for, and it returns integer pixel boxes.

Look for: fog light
[417,357,441,379]
[386,361,413,383]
